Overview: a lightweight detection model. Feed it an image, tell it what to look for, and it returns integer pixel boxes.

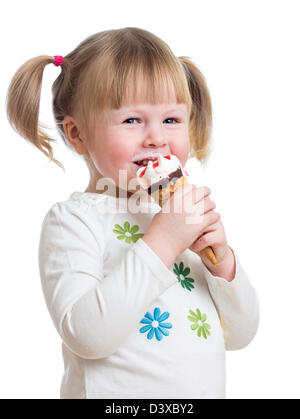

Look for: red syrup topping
[139,167,147,177]
[164,154,171,160]
[152,161,159,168]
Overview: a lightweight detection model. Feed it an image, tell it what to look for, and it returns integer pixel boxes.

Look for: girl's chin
[95,166,143,194]
[112,175,142,194]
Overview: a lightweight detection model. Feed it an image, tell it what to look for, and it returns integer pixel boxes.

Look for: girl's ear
[63,116,89,155]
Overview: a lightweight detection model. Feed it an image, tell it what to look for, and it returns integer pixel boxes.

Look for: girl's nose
[143,126,167,148]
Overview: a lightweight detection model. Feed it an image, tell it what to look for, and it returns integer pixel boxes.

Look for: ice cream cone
[136,154,218,267]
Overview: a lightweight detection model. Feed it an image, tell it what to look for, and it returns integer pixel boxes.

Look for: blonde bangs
[76,38,192,133]
[119,62,192,111]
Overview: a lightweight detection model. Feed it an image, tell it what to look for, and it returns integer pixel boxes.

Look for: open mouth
[133,157,159,167]
[133,154,171,167]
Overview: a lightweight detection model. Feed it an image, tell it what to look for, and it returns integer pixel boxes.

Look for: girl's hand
[142,184,220,268]
[189,214,236,282]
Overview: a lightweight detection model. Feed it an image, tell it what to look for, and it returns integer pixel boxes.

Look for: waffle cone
[150,175,218,266]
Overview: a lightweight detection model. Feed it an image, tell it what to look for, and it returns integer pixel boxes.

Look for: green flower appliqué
[188,309,211,339]
[113,221,144,244]
[173,262,195,291]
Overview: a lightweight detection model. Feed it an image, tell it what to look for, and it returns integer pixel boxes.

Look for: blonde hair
[6,27,212,171]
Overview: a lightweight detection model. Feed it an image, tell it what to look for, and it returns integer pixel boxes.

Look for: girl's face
[86,83,190,194]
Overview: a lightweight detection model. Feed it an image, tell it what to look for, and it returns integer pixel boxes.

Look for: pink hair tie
[54,56,64,67]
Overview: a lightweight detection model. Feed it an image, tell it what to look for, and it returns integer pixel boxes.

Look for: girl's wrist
[142,229,178,269]
[204,246,236,282]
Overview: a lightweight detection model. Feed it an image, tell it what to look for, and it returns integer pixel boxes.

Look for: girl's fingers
[201,221,220,234]
[181,184,210,201]
[190,211,220,235]
[194,197,216,216]
[203,198,216,214]
[192,185,211,204]
[190,230,220,253]
[204,211,221,230]
[179,185,212,214]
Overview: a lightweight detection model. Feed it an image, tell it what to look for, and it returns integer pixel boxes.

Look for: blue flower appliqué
[139,307,172,341]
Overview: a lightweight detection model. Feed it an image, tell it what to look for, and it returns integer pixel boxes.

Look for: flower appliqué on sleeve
[188,309,211,339]
[113,221,144,243]
[139,307,172,341]
[173,262,195,292]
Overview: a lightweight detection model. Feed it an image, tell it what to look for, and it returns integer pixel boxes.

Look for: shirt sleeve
[202,248,259,350]
[38,203,178,360]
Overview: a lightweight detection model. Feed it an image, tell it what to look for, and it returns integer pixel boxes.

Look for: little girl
[6,27,259,399]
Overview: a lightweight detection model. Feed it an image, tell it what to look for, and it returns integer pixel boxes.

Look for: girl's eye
[164,118,179,124]
[123,118,140,124]
[123,118,179,124]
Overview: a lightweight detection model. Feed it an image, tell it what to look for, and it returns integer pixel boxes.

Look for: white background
[1,0,299,399]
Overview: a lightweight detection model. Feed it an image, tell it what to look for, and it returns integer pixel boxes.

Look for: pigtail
[178,56,212,162]
[6,56,65,170]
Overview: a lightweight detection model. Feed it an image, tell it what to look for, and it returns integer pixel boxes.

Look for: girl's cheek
[173,136,190,154]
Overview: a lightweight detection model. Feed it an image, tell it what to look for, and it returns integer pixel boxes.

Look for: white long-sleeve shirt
[38,190,259,399]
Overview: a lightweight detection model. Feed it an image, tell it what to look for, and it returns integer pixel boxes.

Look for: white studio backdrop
[0,0,299,399]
